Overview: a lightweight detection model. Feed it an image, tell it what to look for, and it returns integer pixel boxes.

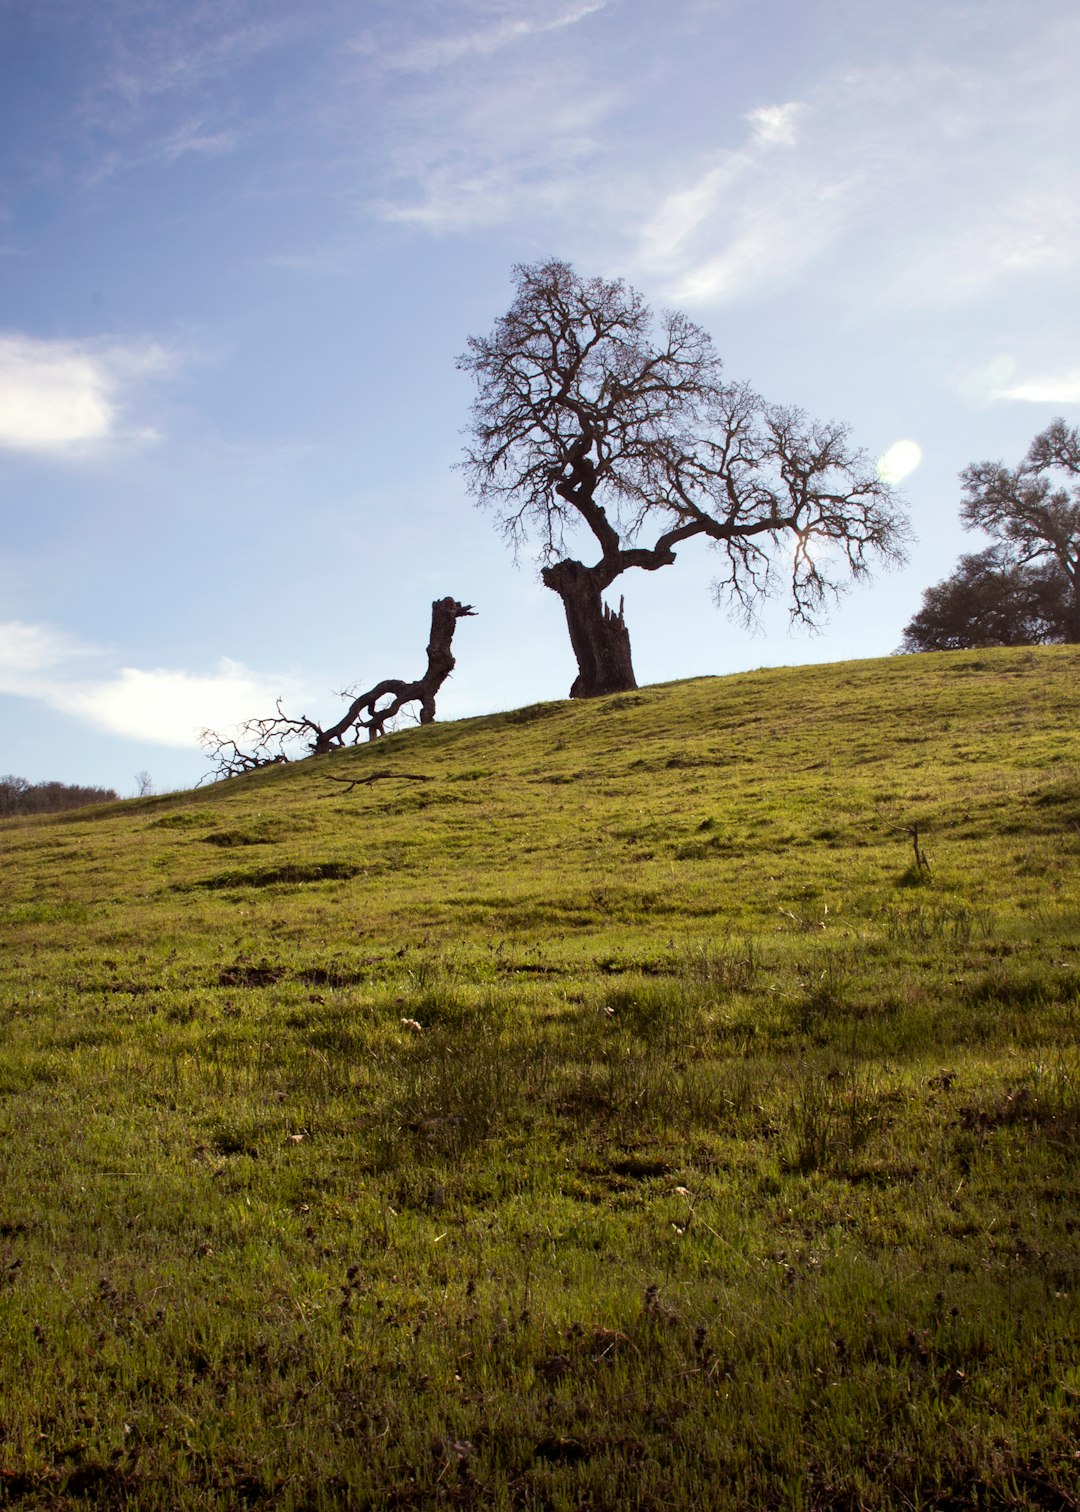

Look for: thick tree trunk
[313,597,476,750]
[542,560,637,698]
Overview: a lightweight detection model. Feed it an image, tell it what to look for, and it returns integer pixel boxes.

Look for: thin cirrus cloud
[375,120,610,232]
[83,120,241,187]
[94,9,291,112]
[71,7,293,183]
[888,173,1080,309]
[635,31,1079,312]
[360,0,609,73]
[360,0,614,232]
[0,620,297,749]
[634,101,851,308]
[633,82,891,306]
[0,334,173,455]
[160,120,239,161]
[357,4,1077,318]
[372,66,614,233]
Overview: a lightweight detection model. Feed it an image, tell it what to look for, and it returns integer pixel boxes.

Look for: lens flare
[877,439,922,484]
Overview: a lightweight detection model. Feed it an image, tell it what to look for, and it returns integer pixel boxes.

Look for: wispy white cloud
[66,660,296,747]
[999,374,1080,404]
[349,0,620,233]
[160,119,240,162]
[636,112,854,306]
[0,621,92,679]
[0,335,175,455]
[97,8,291,113]
[892,183,1080,308]
[637,159,746,269]
[359,1,608,73]
[83,120,242,186]
[66,4,297,185]
[356,1,1079,322]
[374,143,602,233]
[959,356,1080,408]
[995,369,1080,405]
[634,21,1080,311]
[372,63,615,233]
[0,620,299,748]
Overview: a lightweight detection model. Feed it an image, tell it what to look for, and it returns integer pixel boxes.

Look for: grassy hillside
[1,645,1078,1509]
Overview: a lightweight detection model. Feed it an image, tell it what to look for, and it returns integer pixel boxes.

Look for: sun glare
[877,438,922,484]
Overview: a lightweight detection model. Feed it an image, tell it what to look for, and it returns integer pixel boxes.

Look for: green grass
[1,645,1078,1508]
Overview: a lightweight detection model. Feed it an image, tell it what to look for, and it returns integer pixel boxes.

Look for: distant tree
[134,770,154,798]
[901,419,1080,652]
[899,547,1071,652]
[459,259,909,698]
[0,776,30,816]
[0,776,118,816]
[962,419,1079,641]
[201,597,475,779]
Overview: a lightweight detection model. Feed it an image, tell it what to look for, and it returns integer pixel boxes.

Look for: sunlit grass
[1,646,1078,1507]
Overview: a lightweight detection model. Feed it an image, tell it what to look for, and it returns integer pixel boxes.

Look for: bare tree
[0,776,118,816]
[960,418,1080,643]
[459,259,909,698]
[201,597,475,779]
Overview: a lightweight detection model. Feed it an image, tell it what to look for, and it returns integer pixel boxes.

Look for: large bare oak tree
[459,259,909,698]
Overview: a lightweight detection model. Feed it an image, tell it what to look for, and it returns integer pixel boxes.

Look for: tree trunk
[1067,581,1080,644]
[418,596,473,720]
[542,560,637,698]
[312,597,476,750]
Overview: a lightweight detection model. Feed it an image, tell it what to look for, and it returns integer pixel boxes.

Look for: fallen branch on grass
[320,772,432,797]
[200,597,476,780]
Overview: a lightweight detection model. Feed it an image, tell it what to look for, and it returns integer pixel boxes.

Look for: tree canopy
[899,547,1071,653]
[902,419,1080,653]
[959,419,1080,644]
[459,259,909,698]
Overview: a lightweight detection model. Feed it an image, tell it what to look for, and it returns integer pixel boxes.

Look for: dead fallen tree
[201,597,476,780]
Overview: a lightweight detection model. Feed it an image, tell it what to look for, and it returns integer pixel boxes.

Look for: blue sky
[1,0,1077,793]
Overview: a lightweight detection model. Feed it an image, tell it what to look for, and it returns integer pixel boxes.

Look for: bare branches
[458,260,723,564]
[200,598,476,782]
[459,259,910,697]
[960,420,1080,643]
[196,732,291,782]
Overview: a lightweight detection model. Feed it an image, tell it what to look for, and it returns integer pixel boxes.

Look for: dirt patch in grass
[218,963,288,988]
[189,860,362,889]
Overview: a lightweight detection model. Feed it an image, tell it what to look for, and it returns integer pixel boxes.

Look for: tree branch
[320,772,432,796]
[200,598,476,780]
